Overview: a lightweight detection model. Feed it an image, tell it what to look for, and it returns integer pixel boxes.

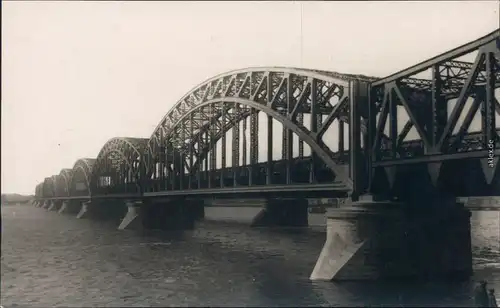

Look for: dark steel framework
[90,137,149,196]
[55,169,73,198]
[369,30,500,197]
[35,30,500,201]
[42,176,57,199]
[144,67,379,197]
[35,182,44,199]
[69,158,95,198]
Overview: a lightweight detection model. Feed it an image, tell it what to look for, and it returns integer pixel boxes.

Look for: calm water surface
[1,205,499,307]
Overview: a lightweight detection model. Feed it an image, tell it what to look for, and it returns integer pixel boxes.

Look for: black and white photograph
[1,1,499,307]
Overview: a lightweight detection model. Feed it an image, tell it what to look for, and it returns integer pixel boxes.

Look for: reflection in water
[1,205,499,307]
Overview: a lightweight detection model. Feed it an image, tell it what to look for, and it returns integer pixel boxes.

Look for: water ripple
[1,205,499,307]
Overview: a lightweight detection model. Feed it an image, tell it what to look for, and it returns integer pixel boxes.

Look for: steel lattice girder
[35,182,44,198]
[91,137,149,193]
[55,168,73,197]
[35,31,500,198]
[146,67,382,191]
[42,176,56,198]
[370,29,500,162]
[70,158,96,196]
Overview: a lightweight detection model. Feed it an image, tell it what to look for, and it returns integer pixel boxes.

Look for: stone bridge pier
[118,198,205,230]
[310,196,472,281]
[47,200,62,211]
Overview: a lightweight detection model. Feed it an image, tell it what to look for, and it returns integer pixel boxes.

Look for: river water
[1,205,499,307]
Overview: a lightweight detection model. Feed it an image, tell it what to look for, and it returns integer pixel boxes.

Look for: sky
[2,1,499,195]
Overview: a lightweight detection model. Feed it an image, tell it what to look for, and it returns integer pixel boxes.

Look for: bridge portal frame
[368,30,500,197]
[145,67,379,198]
[90,137,149,196]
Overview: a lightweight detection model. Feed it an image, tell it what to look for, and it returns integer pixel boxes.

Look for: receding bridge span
[33,30,500,282]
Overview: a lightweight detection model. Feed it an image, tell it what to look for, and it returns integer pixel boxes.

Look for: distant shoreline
[1,193,33,205]
[2,202,31,206]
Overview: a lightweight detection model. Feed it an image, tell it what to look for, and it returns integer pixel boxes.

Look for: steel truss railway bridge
[33,30,500,282]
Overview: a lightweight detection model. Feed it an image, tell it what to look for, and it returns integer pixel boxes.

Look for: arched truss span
[91,137,149,195]
[147,67,381,190]
[35,182,44,198]
[42,176,57,198]
[70,158,96,197]
[55,169,73,197]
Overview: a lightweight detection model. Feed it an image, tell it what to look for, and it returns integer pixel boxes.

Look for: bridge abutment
[251,198,309,227]
[310,198,472,281]
[118,199,205,230]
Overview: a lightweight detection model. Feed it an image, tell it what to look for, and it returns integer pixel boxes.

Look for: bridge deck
[37,195,500,211]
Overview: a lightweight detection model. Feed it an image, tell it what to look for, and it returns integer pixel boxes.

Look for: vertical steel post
[484,49,497,145]
[285,74,293,184]
[209,103,217,188]
[310,78,318,183]
[431,65,446,152]
[242,112,248,183]
[249,108,259,185]
[297,113,304,158]
[349,79,367,201]
[366,84,375,192]
[189,112,194,189]
[266,75,274,185]
[233,103,240,186]
[221,103,227,187]
[180,121,186,190]
[197,133,202,189]
[166,143,172,190]
[389,85,398,159]
[338,121,344,155]
[267,115,273,185]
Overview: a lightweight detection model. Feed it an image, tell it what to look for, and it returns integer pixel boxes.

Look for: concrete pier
[42,200,51,209]
[310,198,472,281]
[58,201,69,214]
[118,201,142,230]
[118,199,205,230]
[47,200,60,211]
[47,201,55,211]
[251,198,309,227]
[76,201,91,219]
